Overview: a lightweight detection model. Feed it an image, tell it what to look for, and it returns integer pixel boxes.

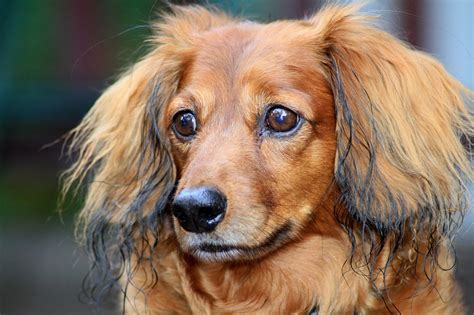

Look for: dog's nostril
[171,186,227,234]
[172,204,188,222]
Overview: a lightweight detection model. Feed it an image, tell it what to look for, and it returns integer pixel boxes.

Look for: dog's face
[65,5,472,300]
[165,22,336,261]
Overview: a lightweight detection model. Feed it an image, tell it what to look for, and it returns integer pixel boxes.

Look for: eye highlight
[172,110,197,140]
[265,105,300,134]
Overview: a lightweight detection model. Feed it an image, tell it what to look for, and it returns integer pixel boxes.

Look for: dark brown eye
[173,110,197,139]
[265,105,299,133]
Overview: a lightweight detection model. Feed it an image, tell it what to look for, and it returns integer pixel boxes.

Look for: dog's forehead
[190,21,318,79]
[177,21,326,115]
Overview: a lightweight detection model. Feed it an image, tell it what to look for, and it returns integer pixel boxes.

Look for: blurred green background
[0,1,160,225]
[0,0,472,314]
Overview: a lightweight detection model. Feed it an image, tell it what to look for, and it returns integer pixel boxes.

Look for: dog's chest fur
[124,228,464,315]
[125,230,367,314]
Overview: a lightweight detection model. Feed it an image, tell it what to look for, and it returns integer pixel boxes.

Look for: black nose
[172,187,227,233]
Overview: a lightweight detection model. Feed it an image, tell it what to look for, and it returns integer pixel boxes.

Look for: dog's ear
[63,57,171,227]
[61,5,233,301]
[310,5,473,238]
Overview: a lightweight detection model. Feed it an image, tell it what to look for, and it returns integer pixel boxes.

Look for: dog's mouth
[187,221,293,261]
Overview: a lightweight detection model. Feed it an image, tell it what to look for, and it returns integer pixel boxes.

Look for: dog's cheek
[260,135,336,226]
[169,141,190,179]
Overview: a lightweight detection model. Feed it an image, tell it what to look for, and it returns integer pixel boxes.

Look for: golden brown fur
[63,4,473,314]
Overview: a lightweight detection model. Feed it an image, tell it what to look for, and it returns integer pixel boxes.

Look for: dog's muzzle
[172,186,227,233]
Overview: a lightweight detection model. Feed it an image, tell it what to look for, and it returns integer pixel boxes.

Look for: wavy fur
[63,4,472,314]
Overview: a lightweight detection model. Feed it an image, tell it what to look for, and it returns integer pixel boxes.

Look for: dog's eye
[265,106,299,133]
[173,110,197,139]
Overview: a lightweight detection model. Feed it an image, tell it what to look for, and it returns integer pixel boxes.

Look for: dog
[63,3,473,314]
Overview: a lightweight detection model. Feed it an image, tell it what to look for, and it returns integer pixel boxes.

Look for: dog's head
[165,13,340,261]
[63,3,472,297]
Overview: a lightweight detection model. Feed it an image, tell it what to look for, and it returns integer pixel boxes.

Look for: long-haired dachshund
[63,3,473,314]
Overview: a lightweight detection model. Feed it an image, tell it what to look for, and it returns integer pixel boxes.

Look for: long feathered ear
[61,5,233,305]
[311,5,473,267]
[63,57,173,227]
[61,55,179,304]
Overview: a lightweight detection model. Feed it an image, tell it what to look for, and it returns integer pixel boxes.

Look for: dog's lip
[191,221,293,254]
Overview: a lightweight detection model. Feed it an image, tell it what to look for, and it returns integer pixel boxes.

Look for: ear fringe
[62,56,176,298]
[63,68,177,309]
[313,2,473,227]
[313,2,473,305]
[62,56,164,235]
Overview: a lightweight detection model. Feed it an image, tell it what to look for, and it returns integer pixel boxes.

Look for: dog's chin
[178,221,294,263]
[188,241,279,263]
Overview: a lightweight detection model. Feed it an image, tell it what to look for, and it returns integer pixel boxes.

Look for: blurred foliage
[0,166,60,223]
[0,1,167,225]
[3,0,160,82]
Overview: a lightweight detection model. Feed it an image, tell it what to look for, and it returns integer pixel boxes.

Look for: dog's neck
[125,212,463,314]
[173,217,366,314]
